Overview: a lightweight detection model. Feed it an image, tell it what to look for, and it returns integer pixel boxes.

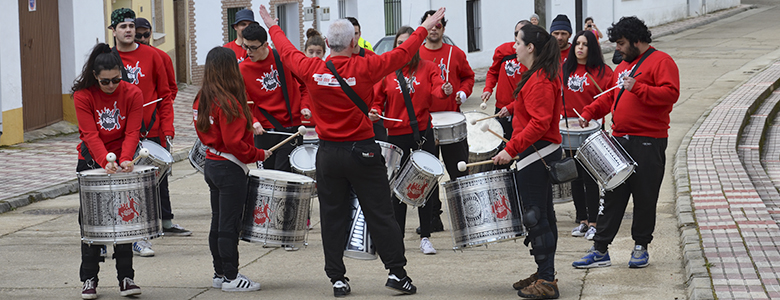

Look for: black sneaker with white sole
[385,274,416,295]
[332,278,351,297]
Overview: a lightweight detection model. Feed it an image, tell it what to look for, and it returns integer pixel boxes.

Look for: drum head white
[463,111,504,153]
[141,139,174,163]
[430,112,466,126]
[79,165,157,176]
[410,151,444,175]
[290,145,318,171]
[559,118,599,132]
[250,169,315,183]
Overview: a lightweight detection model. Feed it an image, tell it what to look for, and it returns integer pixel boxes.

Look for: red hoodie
[373,60,448,136]
[504,70,563,157]
[484,42,527,109]
[269,26,429,142]
[562,64,613,118]
[240,46,303,129]
[580,47,680,138]
[151,45,178,101]
[418,43,475,112]
[224,40,247,63]
[193,96,267,164]
[75,81,144,167]
[117,43,173,145]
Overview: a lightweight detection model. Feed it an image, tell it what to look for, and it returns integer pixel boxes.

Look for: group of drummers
[73,5,679,300]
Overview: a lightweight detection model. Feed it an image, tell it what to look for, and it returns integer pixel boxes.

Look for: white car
[373,35,456,55]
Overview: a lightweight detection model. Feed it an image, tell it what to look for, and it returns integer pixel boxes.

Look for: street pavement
[1,2,780,299]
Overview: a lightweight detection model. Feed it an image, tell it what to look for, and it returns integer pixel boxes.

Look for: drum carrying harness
[395,69,425,148]
[255,49,294,132]
[326,61,370,117]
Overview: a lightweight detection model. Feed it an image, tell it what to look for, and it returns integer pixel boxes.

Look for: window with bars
[277,4,288,34]
[227,7,241,42]
[466,0,482,52]
[384,0,402,36]
[338,0,346,19]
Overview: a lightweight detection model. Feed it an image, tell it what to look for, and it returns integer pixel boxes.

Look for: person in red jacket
[73,43,144,299]
[492,25,563,299]
[572,16,680,270]
[417,10,474,232]
[370,26,453,255]
[258,5,445,296]
[239,23,303,172]
[550,14,572,65]
[300,28,326,127]
[561,30,613,240]
[224,8,256,63]
[194,46,271,292]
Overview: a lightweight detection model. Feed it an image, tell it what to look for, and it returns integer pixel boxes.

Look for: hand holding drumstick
[268,126,307,152]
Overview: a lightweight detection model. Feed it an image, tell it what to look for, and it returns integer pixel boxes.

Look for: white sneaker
[420,237,437,254]
[132,240,155,257]
[222,273,261,292]
[584,226,597,240]
[571,223,587,237]
[212,274,224,288]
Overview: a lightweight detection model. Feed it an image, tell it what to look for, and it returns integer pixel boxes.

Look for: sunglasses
[99,77,122,86]
[135,32,151,39]
[242,44,262,52]
[434,23,443,29]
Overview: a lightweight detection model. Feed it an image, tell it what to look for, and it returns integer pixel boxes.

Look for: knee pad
[522,206,541,229]
[523,218,555,260]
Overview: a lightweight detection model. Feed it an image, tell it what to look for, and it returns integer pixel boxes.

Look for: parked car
[373,35,456,55]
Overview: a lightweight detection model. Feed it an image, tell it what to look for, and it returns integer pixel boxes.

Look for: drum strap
[326,61,369,116]
[500,54,517,65]
[516,143,559,171]
[561,89,574,158]
[396,69,422,145]
[206,147,250,175]
[612,48,656,125]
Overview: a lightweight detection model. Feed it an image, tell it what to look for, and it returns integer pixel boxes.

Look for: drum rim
[78,165,159,176]
[410,150,445,176]
[289,144,318,170]
[559,117,600,132]
[140,139,174,162]
[430,111,466,125]
[443,169,513,186]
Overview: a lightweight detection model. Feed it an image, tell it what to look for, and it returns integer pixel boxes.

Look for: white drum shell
[377,141,403,181]
[136,139,173,183]
[574,131,637,191]
[391,151,445,207]
[431,112,468,145]
[559,118,600,150]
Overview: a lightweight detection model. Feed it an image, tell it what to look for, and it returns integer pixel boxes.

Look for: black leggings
[204,159,248,280]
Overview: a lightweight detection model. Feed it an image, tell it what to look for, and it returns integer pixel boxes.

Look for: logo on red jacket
[118,196,140,222]
[491,193,512,219]
[125,61,145,85]
[96,101,126,131]
[254,203,270,225]
[394,75,420,94]
[615,66,635,89]
[567,74,589,93]
[437,58,447,80]
[256,65,280,92]
[505,60,521,77]
[406,181,429,200]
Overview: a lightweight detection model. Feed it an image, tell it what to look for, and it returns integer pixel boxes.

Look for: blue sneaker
[628,245,649,268]
[572,247,611,269]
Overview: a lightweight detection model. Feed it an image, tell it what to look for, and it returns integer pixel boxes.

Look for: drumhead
[78,165,158,176]
[249,169,315,184]
[141,139,174,163]
[289,145,318,171]
[430,112,466,126]
[463,111,503,153]
[410,151,444,175]
[559,118,599,132]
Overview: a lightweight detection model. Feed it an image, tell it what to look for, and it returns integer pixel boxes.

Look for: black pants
[429,138,470,219]
[77,160,134,283]
[204,159,248,280]
[494,107,514,141]
[254,128,303,172]
[593,136,666,252]
[568,149,600,223]
[387,128,437,238]
[515,141,560,282]
[145,137,173,221]
[316,139,407,281]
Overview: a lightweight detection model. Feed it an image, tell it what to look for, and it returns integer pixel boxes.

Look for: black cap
[135,17,151,29]
[233,9,257,26]
[550,14,572,34]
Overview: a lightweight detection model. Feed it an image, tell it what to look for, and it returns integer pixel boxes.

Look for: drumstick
[445,46,453,82]
[480,123,510,143]
[593,72,641,99]
[143,98,163,107]
[106,153,116,163]
[131,148,150,164]
[585,73,603,93]
[268,126,307,152]
[301,120,311,124]
[469,113,500,125]
[571,108,586,123]
[457,157,519,172]
[377,115,403,122]
[265,131,295,136]
[247,101,254,105]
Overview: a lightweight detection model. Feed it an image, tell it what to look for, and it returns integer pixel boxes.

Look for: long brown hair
[393,26,420,73]
[195,47,253,132]
[71,43,123,94]
[513,25,560,97]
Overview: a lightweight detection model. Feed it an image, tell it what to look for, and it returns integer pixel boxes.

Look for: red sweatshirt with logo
[580,47,680,138]
[373,60,448,136]
[151,45,178,101]
[418,43,475,112]
[224,40,247,63]
[117,43,172,145]
[269,25,429,142]
[562,64,613,118]
[484,42,527,109]
[504,70,563,157]
[193,97,268,164]
[75,82,144,167]
[239,46,303,129]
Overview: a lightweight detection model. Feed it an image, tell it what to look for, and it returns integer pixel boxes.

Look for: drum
[442,169,524,249]
[575,130,637,191]
[289,144,318,180]
[560,118,600,150]
[242,170,315,248]
[431,112,467,145]
[377,141,403,181]
[303,126,318,144]
[78,166,162,244]
[344,191,377,260]
[552,182,573,204]
[391,150,445,207]
[463,111,504,174]
[188,138,207,173]
[136,139,173,184]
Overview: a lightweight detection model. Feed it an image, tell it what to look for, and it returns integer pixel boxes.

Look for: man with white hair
[258,5,445,297]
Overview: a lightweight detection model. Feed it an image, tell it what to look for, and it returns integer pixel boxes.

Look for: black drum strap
[326,61,369,116]
[396,69,421,144]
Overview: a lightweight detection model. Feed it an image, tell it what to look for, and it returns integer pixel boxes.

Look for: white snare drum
[431,112,467,145]
[78,165,162,244]
[303,126,318,144]
[344,191,377,260]
[575,130,637,191]
[242,170,315,248]
[188,138,207,173]
[391,150,444,207]
[464,111,504,174]
[136,139,173,183]
[552,182,573,204]
[560,118,600,150]
[442,169,524,249]
[377,141,403,181]
[289,144,318,180]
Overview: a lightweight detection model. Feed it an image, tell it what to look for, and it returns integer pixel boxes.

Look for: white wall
[0,0,22,112]
[59,0,105,94]
[193,1,224,65]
